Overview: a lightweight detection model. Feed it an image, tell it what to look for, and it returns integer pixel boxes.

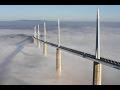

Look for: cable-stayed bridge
[32,9,120,85]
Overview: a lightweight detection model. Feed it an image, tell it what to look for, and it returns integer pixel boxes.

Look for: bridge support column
[34,38,37,46]
[56,48,61,78]
[37,40,40,48]
[93,8,102,85]
[35,39,38,45]
[93,62,102,85]
[33,37,36,44]
[33,26,37,45]
[37,24,41,48]
[43,42,47,56]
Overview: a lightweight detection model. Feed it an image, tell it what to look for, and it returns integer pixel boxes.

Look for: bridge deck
[33,36,120,70]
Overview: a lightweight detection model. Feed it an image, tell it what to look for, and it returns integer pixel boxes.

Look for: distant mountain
[0,20,120,30]
[0,20,56,30]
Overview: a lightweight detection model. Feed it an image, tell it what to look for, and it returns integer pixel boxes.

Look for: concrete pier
[93,62,102,85]
[43,43,47,56]
[33,26,37,45]
[37,24,40,48]
[56,48,61,78]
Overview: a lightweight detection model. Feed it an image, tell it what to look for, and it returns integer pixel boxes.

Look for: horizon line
[0,19,120,22]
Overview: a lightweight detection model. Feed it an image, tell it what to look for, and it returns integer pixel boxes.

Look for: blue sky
[0,5,120,21]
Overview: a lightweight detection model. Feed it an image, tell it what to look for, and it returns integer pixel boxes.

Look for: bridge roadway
[33,36,120,70]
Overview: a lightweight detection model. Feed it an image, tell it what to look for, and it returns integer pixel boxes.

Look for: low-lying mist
[0,21,120,85]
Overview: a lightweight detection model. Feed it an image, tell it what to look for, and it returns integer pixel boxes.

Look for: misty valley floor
[0,29,120,85]
[0,30,87,85]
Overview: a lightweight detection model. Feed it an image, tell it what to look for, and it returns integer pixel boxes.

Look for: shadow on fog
[0,34,32,84]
